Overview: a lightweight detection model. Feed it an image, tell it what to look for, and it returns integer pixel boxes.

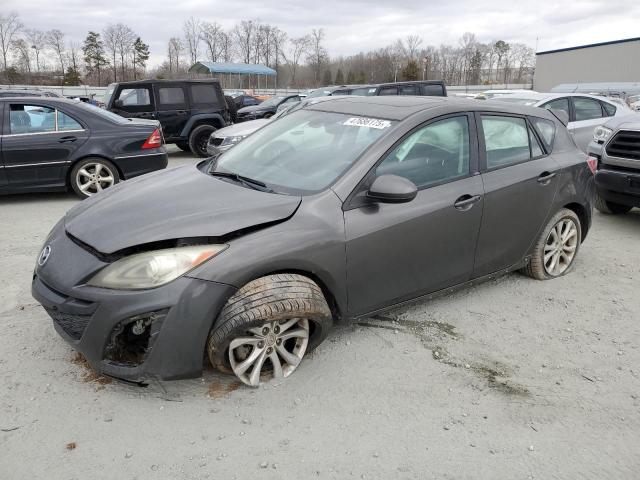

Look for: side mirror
[367,174,418,203]
[113,99,124,109]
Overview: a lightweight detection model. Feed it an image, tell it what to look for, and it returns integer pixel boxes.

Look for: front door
[1,103,88,189]
[153,84,190,140]
[344,114,484,315]
[111,84,156,121]
[473,113,560,277]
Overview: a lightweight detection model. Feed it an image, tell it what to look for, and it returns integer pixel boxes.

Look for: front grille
[606,130,640,161]
[45,307,91,340]
[210,137,223,146]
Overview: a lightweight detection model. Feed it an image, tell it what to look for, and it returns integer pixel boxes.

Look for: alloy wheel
[228,318,310,387]
[543,218,578,276]
[76,162,115,196]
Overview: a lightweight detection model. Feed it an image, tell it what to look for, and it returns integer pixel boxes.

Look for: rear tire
[175,141,190,152]
[188,124,217,157]
[594,194,632,214]
[207,274,333,386]
[69,157,120,199]
[522,208,582,280]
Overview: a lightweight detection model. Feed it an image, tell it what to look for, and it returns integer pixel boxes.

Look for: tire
[175,141,191,152]
[522,208,582,280]
[188,124,217,157]
[594,194,632,215]
[207,274,333,386]
[69,157,120,199]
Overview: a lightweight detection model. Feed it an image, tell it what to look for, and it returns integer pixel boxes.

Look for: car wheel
[70,158,120,199]
[175,141,191,152]
[207,274,333,387]
[188,125,217,157]
[594,194,632,214]
[522,208,581,280]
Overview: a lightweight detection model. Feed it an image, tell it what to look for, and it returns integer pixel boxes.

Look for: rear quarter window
[530,117,556,152]
[601,101,616,117]
[190,84,221,106]
[421,84,445,96]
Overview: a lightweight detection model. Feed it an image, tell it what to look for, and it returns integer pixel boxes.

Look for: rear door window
[481,115,533,168]
[378,87,398,96]
[530,117,556,152]
[117,88,151,107]
[421,84,445,96]
[190,84,220,106]
[542,98,570,118]
[573,97,603,121]
[399,85,419,96]
[157,86,187,107]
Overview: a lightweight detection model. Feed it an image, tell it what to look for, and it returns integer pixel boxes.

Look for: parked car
[627,94,640,111]
[207,97,336,156]
[105,79,230,157]
[587,115,640,214]
[348,80,447,97]
[233,94,262,109]
[490,92,634,152]
[0,97,167,198]
[236,94,302,122]
[32,96,593,388]
[475,89,538,100]
[0,88,62,98]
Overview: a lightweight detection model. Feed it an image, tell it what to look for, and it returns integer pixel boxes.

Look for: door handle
[537,171,557,184]
[176,110,188,115]
[58,136,77,143]
[454,194,481,211]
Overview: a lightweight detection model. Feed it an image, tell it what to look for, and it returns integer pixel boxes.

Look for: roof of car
[305,95,558,122]
[109,79,221,86]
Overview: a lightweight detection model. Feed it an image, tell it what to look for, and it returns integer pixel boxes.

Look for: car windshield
[103,84,116,106]
[491,96,539,106]
[258,96,286,108]
[215,110,395,194]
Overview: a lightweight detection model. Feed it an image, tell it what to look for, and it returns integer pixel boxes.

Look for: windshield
[215,110,395,193]
[258,96,286,108]
[103,84,116,106]
[491,96,539,106]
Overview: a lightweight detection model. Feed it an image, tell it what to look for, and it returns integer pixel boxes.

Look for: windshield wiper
[209,170,273,192]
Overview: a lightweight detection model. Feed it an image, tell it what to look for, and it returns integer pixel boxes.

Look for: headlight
[593,126,613,143]
[221,135,247,146]
[88,244,228,290]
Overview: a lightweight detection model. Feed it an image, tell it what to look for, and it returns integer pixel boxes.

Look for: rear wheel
[594,194,632,214]
[175,141,190,152]
[207,274,333,387]
[188,124,216,157]
[70,158,120,199]
[522,208,581,280]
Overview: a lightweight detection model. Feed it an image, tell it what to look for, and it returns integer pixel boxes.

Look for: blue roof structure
[189,61,277,76]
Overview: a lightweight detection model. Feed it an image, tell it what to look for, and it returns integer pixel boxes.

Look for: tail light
[586,155,598,174]
[142,128,162,149]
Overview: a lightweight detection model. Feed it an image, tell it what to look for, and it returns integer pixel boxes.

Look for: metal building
[534,37,640,92]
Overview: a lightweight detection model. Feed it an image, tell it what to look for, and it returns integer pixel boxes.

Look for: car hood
[65,165,301,255]
[237,104,272,114]
[214,118,271,138]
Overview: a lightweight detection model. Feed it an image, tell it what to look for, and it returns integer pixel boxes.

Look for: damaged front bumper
[31,226,236,383]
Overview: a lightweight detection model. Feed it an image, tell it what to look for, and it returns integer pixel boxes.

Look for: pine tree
[334,68,344,85]
[64,66,81,85]
[346,70,355,84]
[82,31,108,86]
[321,68,332,86]
[132,37,150,80]
[402,60,419,81]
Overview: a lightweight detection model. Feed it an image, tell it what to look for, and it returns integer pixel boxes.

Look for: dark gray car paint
[32,96,593,382]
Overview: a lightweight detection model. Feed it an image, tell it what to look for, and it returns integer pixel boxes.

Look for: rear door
[473,113,560,277]
[111,84,155,120]
[0,101,7,187]
[154,83,190,140]
[1,102,89,188]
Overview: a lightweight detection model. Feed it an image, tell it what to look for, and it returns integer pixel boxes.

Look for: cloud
[3,0,639,66]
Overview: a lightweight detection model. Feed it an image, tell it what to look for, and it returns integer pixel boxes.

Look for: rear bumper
[32,273,236,383]
[595,168,640,208]
[113,150,169,180]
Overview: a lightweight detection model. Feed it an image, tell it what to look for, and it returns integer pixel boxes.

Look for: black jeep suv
[105,79,230,157]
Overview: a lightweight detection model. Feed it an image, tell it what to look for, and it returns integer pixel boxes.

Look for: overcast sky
[4,0,639,66]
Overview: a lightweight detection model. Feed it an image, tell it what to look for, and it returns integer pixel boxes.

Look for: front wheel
[594,194,632,215]
[207,274,333,387]
[522,208,582,280]
[69,158,120,199]
[188,125,216,157]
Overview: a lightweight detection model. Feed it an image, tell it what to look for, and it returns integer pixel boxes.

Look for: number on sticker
[343,117,391,129]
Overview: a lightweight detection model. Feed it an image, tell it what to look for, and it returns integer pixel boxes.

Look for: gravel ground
[1,149,639,479]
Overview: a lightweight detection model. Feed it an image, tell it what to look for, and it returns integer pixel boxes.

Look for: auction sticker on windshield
[343,117,392,129]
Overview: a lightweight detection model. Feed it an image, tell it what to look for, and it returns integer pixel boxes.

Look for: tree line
[0,11,535,89]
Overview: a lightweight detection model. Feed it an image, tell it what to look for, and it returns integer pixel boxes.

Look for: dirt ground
[1,151,639,479]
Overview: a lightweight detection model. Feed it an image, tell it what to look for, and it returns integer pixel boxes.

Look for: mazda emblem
[38,245,52,266]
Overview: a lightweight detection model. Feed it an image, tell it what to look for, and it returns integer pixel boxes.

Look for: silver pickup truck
[587,115,640,214]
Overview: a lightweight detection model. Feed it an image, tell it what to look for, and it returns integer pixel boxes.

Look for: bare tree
[283,35,310,86]
[234,20,255,64]
[220,31,233,62]
[12,38,31,75]
[404,34,423,60]
[103,25,118,82]
[183,16,202,65]
[46,29,66,83]
[25,29,46,73]
[115,24,136,81]
[200,21,223,62]
[167,37,184,73]
[67,41,81,78]
[307,29,327,87]
[0,12,23,71]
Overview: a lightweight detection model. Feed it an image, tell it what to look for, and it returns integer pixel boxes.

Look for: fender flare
[180,114,226,138]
